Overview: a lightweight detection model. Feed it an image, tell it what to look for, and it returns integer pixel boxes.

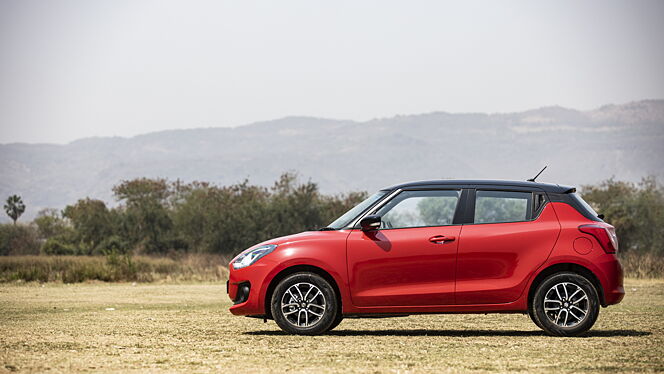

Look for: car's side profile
[227,180,624,336]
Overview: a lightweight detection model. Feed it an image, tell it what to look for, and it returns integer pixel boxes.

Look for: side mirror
[359,215,381,231]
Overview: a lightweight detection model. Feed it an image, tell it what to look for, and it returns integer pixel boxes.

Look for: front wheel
[270,272,338,335]
[326,313,343,332]
[531,272,600,337]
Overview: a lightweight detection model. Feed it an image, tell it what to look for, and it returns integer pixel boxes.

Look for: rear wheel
[528,306,544,330]
[531,272,600,337]
[271,272,338,335]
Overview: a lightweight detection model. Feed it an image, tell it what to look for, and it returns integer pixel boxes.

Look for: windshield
[327,191,388,229]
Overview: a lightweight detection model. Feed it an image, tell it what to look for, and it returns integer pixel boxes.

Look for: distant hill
[1,100,663,221]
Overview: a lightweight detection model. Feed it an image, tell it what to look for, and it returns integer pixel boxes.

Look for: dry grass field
[1,279,663,373]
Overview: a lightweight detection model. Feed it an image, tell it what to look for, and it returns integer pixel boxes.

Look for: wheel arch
[264,264,343,319]
[528,263,606,307]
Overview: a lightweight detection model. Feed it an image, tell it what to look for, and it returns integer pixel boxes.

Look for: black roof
[381,179,575,194]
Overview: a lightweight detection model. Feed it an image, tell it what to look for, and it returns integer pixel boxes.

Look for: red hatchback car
[227,180,624,336]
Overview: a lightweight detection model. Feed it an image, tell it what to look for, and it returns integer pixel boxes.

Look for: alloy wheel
[543,282,589,328]
[280,282,327,328]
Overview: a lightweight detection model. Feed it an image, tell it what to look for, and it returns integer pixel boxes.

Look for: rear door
[347,189,462,306]
[455,189,560,304]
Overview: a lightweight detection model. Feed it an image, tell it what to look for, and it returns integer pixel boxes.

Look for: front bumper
[227,262,273,316]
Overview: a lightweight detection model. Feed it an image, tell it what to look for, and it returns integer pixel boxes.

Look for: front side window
[375,190,460,229]
[474,190,533,224]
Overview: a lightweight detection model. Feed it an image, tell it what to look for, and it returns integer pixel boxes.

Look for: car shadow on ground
[245,329,650,337]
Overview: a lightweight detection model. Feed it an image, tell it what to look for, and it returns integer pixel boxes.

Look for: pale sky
[1,0,663,144]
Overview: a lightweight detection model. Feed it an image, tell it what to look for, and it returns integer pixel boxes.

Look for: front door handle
[429,235,456,244]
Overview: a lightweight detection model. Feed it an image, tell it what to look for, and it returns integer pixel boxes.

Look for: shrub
[33,208,69,240]
[41,237,80,255]
[96,235,129,254]
[0,254,229,283]
[620,252,664,279]
[0,224,41,255]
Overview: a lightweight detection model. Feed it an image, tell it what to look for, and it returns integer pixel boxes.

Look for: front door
[347,189,461,307]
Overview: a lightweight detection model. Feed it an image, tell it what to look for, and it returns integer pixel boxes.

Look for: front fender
[230,230,352,316]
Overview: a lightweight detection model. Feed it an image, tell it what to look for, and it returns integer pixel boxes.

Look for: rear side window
[474,190,533,224]
[376,190,460,229]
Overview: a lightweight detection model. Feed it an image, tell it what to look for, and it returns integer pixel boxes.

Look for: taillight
[578,224,619,253]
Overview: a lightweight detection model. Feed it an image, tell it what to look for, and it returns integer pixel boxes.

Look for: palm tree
[4,195,26,225]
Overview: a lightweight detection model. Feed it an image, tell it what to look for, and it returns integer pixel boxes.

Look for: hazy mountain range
[1,100,663,222]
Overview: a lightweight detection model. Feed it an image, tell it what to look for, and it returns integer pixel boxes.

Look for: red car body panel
[536,202,625,305]
[229,230,352,316]
[346,225,461,306]
[228,184,624,318]
[455,204,561,305]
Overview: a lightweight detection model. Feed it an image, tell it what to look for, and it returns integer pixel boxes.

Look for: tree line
[1,173,366,257]
[1,174,663,257]
[580,177,663,255]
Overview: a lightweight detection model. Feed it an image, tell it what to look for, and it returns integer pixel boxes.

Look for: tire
[531,272,600,337]
[271,272,338,335]
[528,306,544,330]
[326,313,343,332]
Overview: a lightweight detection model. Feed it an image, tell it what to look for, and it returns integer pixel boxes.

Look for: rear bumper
[599,255,625,306]
[605,284,625,306]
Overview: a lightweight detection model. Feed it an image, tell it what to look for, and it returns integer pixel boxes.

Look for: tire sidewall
[528,305,545,330]
[271,272,338,335]
[533,272,600,337]
[326,313,344,332]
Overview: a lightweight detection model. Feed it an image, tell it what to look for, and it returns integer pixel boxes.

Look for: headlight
[232,244,277,269]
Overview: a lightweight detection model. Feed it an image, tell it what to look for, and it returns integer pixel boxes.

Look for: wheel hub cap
[543,282,589,328]
[281,282,327,328]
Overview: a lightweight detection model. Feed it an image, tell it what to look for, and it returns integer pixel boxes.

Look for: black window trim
[533,191,548,218]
